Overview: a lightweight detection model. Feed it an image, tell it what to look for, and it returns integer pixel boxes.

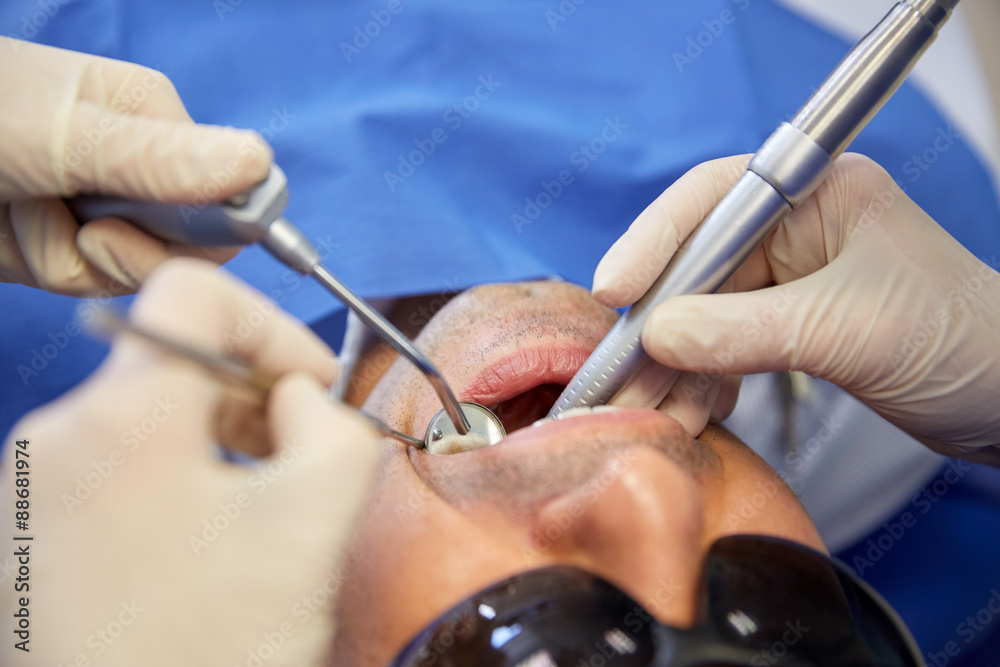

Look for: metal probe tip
[308,263,471,435]
[260,211,472,435]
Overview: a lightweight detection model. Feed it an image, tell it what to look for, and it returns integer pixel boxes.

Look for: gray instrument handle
[66,165,289,247]
[548,0,959,417]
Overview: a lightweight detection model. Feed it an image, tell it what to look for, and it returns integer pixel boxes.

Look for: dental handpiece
[66,165,472,435]
[548,0,960,419]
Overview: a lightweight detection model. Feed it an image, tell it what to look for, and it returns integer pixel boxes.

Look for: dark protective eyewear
[388,534,922,666]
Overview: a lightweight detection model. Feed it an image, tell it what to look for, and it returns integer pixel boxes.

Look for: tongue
[491,384,564,433]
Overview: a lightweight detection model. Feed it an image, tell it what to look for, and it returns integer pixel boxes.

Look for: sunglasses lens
[390,567,657,667]
[702,535,920,666]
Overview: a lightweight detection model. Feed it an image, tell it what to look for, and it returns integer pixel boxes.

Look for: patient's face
[333,282,823,665]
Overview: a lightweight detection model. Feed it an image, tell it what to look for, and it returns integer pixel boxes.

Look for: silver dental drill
[548,0,961,418]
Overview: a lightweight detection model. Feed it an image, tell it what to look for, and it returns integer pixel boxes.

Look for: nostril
[490,384,565,434]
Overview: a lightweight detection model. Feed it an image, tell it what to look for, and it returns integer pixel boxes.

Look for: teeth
[531,404,623,428]
[557,406,597,420]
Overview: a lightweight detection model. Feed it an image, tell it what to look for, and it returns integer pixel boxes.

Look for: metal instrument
[548,0,961,418]
[67,165,506,442]
[86,308,425,447]
[424,402,506,450]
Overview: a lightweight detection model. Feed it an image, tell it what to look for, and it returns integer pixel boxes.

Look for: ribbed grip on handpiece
[549,171,793,416]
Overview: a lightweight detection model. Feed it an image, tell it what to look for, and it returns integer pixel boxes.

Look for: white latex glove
[0,37,273,295]
[0,259,379,666]
[592,153,1000,466]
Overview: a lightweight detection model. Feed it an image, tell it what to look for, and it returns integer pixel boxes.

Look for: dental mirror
[424,403,505,454]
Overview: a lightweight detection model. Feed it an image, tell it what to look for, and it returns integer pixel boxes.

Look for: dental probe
[66,165,473,436]
[548,0,960,418]
[85,308,425,447]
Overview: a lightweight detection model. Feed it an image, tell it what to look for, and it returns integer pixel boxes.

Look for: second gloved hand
[0,259,379,666]
[592,153,1000,466]
[0,38,272,295]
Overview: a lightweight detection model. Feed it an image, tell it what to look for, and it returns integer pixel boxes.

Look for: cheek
[698,426,825,552]
[333,461,531,665]
[712,478,826,552]
[359,359,421,429]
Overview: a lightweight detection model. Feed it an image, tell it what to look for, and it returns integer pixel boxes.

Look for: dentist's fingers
[711,374,743,423]
[125,258,338,388]
[59,101,271,201]
[641,284,808,378]
[9,198,115,294]
[592,155,751,308]
[265,372,379,530]
[704,153,905,296]
[77,216,240,289]
[98,259,339,457]
[656,370,725,437]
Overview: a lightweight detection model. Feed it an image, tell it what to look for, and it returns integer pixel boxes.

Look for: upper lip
[458,344,595,407]
[408,290,617,440]
[404,282,700,481]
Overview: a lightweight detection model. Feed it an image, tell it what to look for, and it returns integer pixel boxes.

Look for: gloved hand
[0,37,272,296]
[593,153,1000,466]
[0,259,379,666]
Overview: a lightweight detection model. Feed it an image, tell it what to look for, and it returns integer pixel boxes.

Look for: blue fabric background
[2,1,999,660]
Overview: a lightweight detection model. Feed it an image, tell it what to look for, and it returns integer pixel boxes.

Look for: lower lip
[498,409,678,448]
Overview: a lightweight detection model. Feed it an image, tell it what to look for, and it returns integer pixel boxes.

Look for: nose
[530,447,708,628]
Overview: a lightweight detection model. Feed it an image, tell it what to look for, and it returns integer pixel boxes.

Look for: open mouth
[452,344,595,441]
[486,383,564,434]
[417,339,679,458]
[422,382,569,455]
